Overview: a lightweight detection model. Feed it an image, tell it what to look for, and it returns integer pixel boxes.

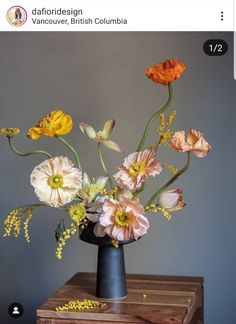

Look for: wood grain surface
[37,273,204,324]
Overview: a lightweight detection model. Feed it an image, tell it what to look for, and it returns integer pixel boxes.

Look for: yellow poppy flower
[27,110,73,140]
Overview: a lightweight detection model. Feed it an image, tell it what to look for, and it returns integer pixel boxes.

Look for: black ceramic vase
[80,222,134,300]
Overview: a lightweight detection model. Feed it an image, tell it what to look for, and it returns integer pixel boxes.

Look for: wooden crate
[37,272,203,324]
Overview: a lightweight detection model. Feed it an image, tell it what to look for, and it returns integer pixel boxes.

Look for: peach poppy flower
[145,59,186,85]
[113,149,162,190]
[170,129,211,158]
[99,197,149,241]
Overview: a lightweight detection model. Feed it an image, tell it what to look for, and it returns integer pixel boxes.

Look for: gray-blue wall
[0,32,235,324]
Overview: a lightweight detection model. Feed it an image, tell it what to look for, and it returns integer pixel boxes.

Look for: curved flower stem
[56,135,82,170]
[98,143,113,189]
[137,83,173,152]
[154,137,162,153]
[18,203,46,209]
[145,152,191,207]
[8,136,52,159]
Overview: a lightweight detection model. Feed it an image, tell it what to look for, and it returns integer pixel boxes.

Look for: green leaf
[54,219,65,242]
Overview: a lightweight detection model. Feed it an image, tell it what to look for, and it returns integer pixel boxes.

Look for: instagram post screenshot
[0,0,234,323]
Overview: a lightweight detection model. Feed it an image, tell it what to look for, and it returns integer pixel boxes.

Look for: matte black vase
[80,222,134,300]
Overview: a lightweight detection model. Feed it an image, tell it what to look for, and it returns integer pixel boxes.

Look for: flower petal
[82,172,91,189]
[170,131,192,152]
[187,129,203,146]
[27,127,42,140]
[79,122,96,139]
[186,129,211,158]
[95,176,109,188]
[94,223,106,237]
[132,214,150,239]
[103,140,123,153]
[101,120,115,139]
[87,213,100,222]
[192,137,211,158]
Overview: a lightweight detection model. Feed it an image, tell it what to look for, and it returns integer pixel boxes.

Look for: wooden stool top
[37,272,203,324]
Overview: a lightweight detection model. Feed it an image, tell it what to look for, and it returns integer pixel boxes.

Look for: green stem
[8,137,52,159]
[98,143,113,189]
[56,135,82,170]
[145,152,191,207]
[154,137,162,153]
[137,83,173,151]
[19,203,45,209]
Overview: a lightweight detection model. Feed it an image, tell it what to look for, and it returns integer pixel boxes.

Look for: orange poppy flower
[145,59,186,85]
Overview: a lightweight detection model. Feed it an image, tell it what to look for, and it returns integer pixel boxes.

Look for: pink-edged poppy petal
[170,131,192,152]
[187,129,204,146]
[192,137,211,158]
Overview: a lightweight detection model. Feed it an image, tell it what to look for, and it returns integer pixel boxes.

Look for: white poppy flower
[30,156,82,208]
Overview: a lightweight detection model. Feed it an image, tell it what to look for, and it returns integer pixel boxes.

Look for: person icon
[12,306,19,314]
[8,302,24,318]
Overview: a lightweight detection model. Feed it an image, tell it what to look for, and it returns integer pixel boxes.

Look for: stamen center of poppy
[128,161,146,177]
[48,174,64,189]
[114,209,130,226]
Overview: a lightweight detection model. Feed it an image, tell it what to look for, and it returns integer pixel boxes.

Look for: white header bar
[0,0,233,31]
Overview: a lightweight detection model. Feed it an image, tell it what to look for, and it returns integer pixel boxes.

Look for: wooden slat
[64,282,200,293]
[37,319,148,324]
[37,302,187,323]
[67,272,203,283]
[66,273,203,285]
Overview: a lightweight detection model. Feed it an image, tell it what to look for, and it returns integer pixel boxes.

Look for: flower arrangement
[1,59,211,261]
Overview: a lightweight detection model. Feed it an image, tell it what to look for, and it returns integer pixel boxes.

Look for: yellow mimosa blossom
[3,205,42,242]
[145,204,172,220]
[0,128,20,136]
[55,224,77,260]
[157,111,176,145]
[69,203,86,225]
[112,239,119,248]
[166,110,176,125]
[157,113,165,134]
[164,163,178,175]
[27,110,73,140]
[56,299,106,311]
